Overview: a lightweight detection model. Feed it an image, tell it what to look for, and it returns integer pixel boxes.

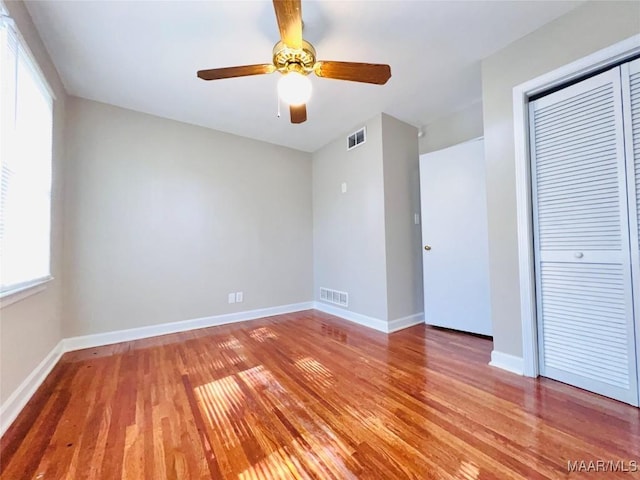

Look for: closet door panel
[622,58,640,404]
[530,67,638,405]
[633,77,640,236]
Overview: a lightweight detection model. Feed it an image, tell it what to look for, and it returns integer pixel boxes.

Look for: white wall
[419,102,483,154]
[0,0,66,405]
[482,0,640,358]
[381,114,423,320]
[312,115,389,320]
[63,97,313,337]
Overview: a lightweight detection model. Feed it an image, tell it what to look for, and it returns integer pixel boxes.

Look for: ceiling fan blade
[290,104,307,124]
[197,64,275,81]
[314,61,391,85]
[273,0,302,49]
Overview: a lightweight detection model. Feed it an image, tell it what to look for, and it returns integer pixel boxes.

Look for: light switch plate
[228,293,236,304]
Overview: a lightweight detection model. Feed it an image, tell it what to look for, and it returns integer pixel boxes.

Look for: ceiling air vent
[320,287,348,307]
[347,127,366,150]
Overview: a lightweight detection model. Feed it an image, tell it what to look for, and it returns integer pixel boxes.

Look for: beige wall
[482,1,640,358]
[0,0,66,404]
[419,102,483,154]
[312,113,422,322]
[381,114,423,320]
[312,115,389,320]
[63,97,313,337]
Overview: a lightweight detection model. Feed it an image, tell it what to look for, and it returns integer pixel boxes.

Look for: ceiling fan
[197,0,391,124]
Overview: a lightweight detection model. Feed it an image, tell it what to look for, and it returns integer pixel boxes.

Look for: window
[0,9,53,297]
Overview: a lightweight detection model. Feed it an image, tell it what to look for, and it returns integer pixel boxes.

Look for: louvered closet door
[623,58,640,400]
[530,67,639,406]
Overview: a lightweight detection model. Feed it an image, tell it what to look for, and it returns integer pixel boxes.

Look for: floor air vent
[320,287,348,307]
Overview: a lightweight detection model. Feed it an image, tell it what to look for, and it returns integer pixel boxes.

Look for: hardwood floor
[1,310,639,479]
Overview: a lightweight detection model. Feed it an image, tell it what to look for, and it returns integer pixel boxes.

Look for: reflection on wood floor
[1,309,639,479]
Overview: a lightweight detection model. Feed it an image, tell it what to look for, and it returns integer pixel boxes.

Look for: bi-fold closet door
[529,58,640,406]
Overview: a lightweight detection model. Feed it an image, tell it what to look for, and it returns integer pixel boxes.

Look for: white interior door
[530,67,638,406]
[419,138,492,336]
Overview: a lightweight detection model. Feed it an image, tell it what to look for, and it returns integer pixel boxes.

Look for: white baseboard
[489,350,524,375]
[64,301,315,352]
[388,312,425,333]
[313,302,389,332]
[313,302,424,334]
[0,339,65,436]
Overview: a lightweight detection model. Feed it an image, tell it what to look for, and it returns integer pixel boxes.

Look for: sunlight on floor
[249,327,278,342]
[456,460,480,480]
[218,336,242,350]
[223,349,248,367]
[238,365,285,393]
[195,374,247,442]
[294,357,335,388]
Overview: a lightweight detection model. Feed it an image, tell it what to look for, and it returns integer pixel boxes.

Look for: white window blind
[0,12,53,295]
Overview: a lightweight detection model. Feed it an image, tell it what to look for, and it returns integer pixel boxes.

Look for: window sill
[0,276,53,309]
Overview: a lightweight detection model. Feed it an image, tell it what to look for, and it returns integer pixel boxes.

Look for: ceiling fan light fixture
[278,71,312,106]
[197,0,391,123]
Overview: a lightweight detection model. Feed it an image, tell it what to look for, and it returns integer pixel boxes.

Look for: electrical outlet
[228,293,236,304]
[235,291,243,303]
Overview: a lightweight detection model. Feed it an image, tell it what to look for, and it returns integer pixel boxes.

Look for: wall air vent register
[347,127,366,150]
[320,287,348,307]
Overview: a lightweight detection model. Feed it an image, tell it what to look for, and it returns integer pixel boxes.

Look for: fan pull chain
[277,94,281,118]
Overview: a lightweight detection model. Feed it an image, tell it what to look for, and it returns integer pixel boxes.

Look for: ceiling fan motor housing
[273,40,316,75]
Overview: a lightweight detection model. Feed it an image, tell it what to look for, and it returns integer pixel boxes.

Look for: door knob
[424,245,432,251]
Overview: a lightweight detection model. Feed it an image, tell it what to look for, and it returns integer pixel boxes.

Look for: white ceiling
[25,0,583,152]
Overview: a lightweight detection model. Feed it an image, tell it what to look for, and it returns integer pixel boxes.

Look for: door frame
[513,34,640,377]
